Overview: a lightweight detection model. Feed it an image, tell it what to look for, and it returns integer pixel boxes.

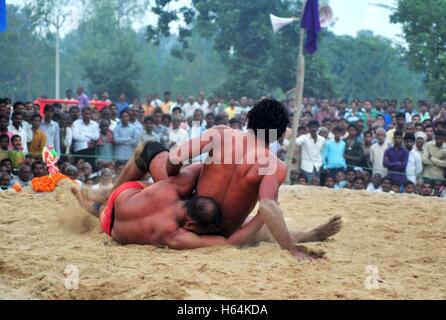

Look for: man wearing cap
[414,132,427,159]
[422,130,446,182]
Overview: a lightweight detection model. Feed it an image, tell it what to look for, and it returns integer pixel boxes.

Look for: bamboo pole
[284,0,307,184]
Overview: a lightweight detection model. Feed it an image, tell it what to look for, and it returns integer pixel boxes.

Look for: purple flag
[300,0,321,55]
[0,0,6,33]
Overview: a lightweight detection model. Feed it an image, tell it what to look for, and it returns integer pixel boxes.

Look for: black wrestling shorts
[134,141,169,173]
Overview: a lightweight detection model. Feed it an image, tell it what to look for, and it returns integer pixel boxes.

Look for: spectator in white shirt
[8,111,32,154]
[183,96,199,118]
[40,104,61,153]
[366,173,383,192]
[91,168,113,194]
[404,133,423,184]
[295,120,326,184]
[369,128,389,177]
[72,107,99,167]
[169,117,189,148]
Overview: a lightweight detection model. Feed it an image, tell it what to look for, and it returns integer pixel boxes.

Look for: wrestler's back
[196,127,281,237]
[111,180,181,245]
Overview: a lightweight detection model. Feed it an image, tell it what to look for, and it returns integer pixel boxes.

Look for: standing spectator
[344,101,363,123]
[369,128,389,177]
[40,105,60,153]
[160,91,174,114]
[414,132,426,159]
[189,109,206,139]
[0,134,9,161]
[383,131,409,186]
[387,113,406,144]
[142,95,156,117]
[141,116,161,143]
[8,111,32,154]
[0,114,12,144]
[344,124,364,168]
[295,120,326,184]
[128,106,144,139]
[28,113,47,158]
[72,107,100,167]
[224,99,237,120]
[183,96,198,118]
[169,117,189,148]
[404,133,423,184]
[422,130,446,182]
[59,113,73,156]
[419,102,431,122]
[152,108,170,147]
[69,106,81,123]
[113,110,139,163]
[198,91,210,111]
[424,125,435,142]
[96,119,114,162]
[91,168,113,192]
[322,126,346,178]
[116,93,129,115]
[205,113,216,130]
[76,87,90,111]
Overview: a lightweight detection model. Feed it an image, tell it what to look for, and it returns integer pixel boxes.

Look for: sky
[7,0,403,43]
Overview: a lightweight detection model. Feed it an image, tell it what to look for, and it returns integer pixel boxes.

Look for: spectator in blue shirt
[113,110,139,162]
[323,126,347,178]
[115,93,130,115]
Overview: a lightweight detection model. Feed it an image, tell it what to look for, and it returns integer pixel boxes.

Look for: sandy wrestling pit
[0,183,445,300]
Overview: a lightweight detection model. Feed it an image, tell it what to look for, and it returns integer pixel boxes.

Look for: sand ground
[0,183,445,300]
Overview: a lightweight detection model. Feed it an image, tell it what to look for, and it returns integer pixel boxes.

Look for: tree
[317,30,425,101]
[147,0,336,99]
[391,0,446,102]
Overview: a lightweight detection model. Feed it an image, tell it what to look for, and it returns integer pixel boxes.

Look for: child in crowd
[0,134,9,162]
[9,135,25,169]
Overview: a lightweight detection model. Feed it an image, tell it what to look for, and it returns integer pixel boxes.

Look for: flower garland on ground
[31,172,70,193]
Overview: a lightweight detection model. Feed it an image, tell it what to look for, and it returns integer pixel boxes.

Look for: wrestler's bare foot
[310,215,342,242]
[71,187,100,217]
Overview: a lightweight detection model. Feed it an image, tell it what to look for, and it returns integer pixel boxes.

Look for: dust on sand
[1,183,445,300]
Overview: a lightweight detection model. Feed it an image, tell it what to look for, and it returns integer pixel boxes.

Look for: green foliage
[148,0,336,98]
[318,30,425,101]
[391,0,446,102]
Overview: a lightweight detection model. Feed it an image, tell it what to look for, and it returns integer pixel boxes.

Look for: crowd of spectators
[0,90,445,199]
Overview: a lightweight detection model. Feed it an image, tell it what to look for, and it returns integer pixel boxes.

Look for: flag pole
[285,0,307,184]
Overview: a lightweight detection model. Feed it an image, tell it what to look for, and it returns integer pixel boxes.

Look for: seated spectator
[381,177,393,193]
[229,118,242,131]
[353,177,365,191]
[391,182,401,194]
[367,173,383,192]
[325,176,335,189]
[0,172,11,190]
[16,164,32,187]
[297,174,308,186]
[345,168,356,186]
[31,160,47,178]
[91,168,113,192]
[421,182,433,197]
[334,171,348,189]
[65,165,82,188]
[404,181,415,194]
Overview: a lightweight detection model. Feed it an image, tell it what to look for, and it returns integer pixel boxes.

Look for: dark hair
[172,106,182,114]
[247,99,289,143]
[144,116,154,123]
[382,176,393,184]
[0,133,9,142]
[13,101,24,110]
[404,133,416,141]
[70,106,80,112]
[12,110,23,119]
[394,131,404,138]
[396,112,406,119]
[185,196,222,233]
[404,181,415,187]
[308,120,320,128]
[11,134,21,142]
[435,130,446,138]
[347,124,357,131]
[298,174,308,182]
[162,114,172,122]
[205,112,215,119]
[119,110,130,118]
[44,104,54,113]
[31,113,42,121]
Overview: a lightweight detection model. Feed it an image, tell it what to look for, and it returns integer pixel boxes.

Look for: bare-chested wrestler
[101,98,341,260]
[72,163,267,250]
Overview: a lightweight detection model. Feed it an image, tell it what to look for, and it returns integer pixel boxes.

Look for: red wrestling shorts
[100,181,146,236]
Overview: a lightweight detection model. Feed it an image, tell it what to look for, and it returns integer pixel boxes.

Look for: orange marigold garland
[12,183,22,193]
[32,146,71,193]
[31,173,71,193]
